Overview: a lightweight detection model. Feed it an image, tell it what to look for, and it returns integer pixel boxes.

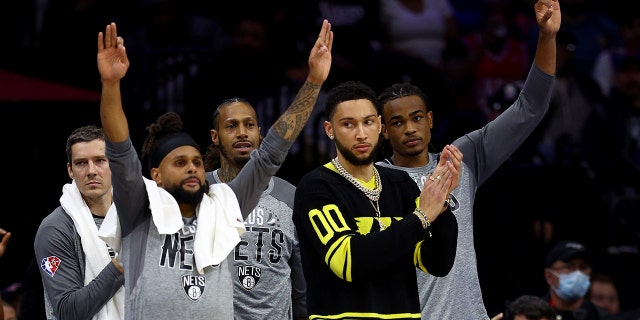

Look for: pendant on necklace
[370,200,386,231]
[378,219,386,231]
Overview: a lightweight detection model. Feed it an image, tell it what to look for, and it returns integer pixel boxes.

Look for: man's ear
[324,120,333,140]
[210,129,219,146]
[150,168,162,185]
[67,163,74,180]
[427,110,434,129]
[543,268,555,286]
[381,123,389,139]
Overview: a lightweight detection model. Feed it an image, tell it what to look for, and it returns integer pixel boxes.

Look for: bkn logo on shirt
[238,265,262,290]
[182,274,205,302]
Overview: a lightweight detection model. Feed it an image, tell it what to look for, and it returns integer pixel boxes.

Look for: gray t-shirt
[106,129,291,319]
[377,64,554,320]
[34,207,124,319]
[207,171,307,320]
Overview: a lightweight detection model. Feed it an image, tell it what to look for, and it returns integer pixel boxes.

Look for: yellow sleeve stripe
[325,235,353,282]
[414,240,429,274]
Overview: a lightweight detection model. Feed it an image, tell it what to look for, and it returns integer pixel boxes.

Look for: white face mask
[551,270,591,301]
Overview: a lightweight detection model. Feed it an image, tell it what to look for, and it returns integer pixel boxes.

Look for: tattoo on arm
[273,81,321,141]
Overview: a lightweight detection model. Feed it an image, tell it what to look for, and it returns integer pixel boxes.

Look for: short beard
[219,142,251,168]
[233,156,250,167]
[405,146,424,157]
[335,135,381,166]
[165,180,208,205]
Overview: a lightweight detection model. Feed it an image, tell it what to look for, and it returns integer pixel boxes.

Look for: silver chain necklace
[331,157,386,230]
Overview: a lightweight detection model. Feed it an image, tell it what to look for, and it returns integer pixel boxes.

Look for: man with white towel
[96,18,332,319]
[34,125,124,320]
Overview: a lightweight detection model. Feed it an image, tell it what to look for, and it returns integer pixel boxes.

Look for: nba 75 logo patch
[182,275,206,302]
[41,256,61,277]
[237,265,261,290]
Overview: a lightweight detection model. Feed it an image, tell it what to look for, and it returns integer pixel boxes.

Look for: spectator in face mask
[542,240,609,320]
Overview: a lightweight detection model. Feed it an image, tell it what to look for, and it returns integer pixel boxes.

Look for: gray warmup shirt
[106,129,291,319]
[34,208,124,319]
[207,172,307,319]
[377,65,554,320]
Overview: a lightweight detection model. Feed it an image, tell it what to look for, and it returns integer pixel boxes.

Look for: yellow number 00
[309,204,350,245]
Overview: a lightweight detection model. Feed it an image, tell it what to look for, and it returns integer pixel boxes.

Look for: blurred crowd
[0,0,638,318]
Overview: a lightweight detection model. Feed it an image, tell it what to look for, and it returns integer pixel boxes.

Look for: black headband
[149,132,200,169]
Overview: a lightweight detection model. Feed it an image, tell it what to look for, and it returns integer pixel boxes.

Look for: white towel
[142,178,185,234]
[137,178,245,274]
[98,205,120,254]
[59,181,124,320]
[195,183,246,273]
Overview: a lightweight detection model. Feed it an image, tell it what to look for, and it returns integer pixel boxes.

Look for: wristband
[414,207,432,237]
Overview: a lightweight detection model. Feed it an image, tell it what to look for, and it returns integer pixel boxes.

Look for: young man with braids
[292,80,463,319]
[203,98,307,320]
[96,19,332,319]
[375,1,561,319]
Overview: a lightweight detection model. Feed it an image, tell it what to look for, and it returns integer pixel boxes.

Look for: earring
[328,135,334,140]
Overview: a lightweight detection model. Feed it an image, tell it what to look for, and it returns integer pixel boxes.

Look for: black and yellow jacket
[293,163,458,319]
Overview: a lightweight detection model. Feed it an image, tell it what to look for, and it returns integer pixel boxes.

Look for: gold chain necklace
[331,157,386,230]
[369,199,386,231]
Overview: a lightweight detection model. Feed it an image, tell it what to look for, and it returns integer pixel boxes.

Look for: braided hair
[377,82,431,117]
[377,82,437,157]
[141,112,200,175]
[203,98,253,171]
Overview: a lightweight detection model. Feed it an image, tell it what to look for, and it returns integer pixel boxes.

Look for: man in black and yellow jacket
[293,80,461,319]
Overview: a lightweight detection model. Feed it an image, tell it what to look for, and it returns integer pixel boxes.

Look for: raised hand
[97,22,130,83]
[535,0,561,35]
[307,19,333,85]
